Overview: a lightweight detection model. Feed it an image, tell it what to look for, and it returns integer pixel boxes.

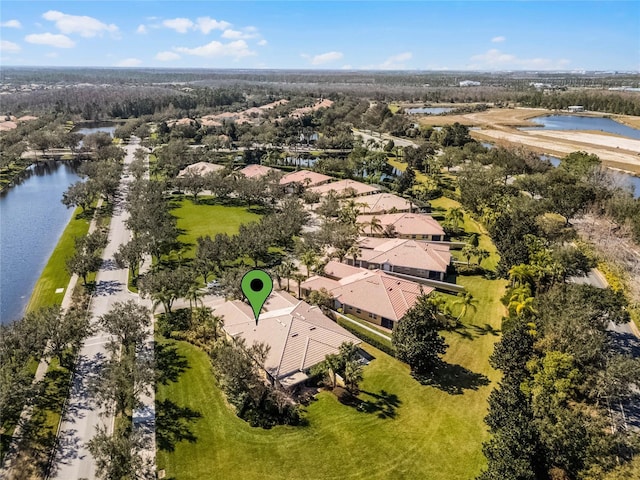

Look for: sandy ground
[530,130,640,152]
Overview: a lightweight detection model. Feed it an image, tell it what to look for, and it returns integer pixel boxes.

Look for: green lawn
[171,197,261,258]
[25,207,91,312]
[157,273,506,480]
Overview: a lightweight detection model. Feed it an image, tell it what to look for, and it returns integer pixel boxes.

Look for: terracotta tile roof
[178,162,225,177]
[239,164,277,178]
[301,269,432,322]
[280,170,333,187]
[358,237,451,273]
[355,193,414,214]
[323,261,363,280]
[212,291,360,387]
[357,213,445,237]
[308,179,380,197]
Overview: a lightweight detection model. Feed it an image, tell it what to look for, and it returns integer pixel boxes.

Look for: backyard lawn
[171,197,261,258]
[156,275,506,480]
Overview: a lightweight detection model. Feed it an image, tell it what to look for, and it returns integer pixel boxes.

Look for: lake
[0,161,82,324]
[73,122,117,137]
[406,107,455,115]
[521,115,640,140]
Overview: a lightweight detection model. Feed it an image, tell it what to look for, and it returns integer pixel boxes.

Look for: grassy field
[171,197,261,258]
[25,207,91,312]
[156,271,506,480]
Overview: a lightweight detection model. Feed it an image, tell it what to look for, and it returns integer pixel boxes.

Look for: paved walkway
[331,310,392,342]
[49,137,155,479]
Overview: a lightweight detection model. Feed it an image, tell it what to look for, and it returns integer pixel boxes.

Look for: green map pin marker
[241,269,273,325]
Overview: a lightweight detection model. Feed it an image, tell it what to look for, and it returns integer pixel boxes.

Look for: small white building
[567,105,585,113]
[459,80,481,87]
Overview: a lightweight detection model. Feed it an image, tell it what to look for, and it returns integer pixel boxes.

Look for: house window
[356,308,361,314]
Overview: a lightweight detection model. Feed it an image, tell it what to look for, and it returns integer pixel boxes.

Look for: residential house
[211,291,360,388]
[308,179,380,198]
[301,262,433,329]
[355,193,416,215]
[280,169,333,188]
[178,161,225,177]
[357,212,445,241]
[345,237,451,281]
[239,164,278,178]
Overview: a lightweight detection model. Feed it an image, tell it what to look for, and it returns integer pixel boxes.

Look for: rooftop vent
[291,333,299,338]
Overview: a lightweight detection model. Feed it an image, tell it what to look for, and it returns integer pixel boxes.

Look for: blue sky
[1,1,638,71]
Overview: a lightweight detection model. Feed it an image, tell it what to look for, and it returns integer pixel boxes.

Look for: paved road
[50,138,154,479]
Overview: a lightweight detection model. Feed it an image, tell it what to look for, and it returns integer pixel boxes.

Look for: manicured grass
[25,207,91,312]
[157,273,506,480]
[171,197,261,258]
[430,196,500,271]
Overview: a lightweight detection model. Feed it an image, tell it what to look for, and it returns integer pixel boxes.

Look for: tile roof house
[301,262,433,330]
[239,164,278,178]
[345,237,451,281]
[357,213,446,241]
[280,170,333,187]
[178,161,225,177]
[212,291,360,388]
[308,179,380,198]
[354,193,416,215]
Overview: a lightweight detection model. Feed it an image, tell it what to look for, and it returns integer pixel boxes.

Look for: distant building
[459,80,481,87]
[567,105,585,113]
[354,193,417,215]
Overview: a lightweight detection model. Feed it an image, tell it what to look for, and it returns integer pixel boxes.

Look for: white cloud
[491,36,506,43]
[136,24,147,34]
[174,39,255,59]
[115,57,142,67]
[163,18,194,33]
[310,51,343,65]
[257,39,267,46]
[0,40,21,53]
[1,20,22,29]
[25,33,75,48]
[42,10,118,37]
[469,48,570,70]
[196,17,231,34]
[341,64,353,70]
[221,27,259,40]
[155,51,181,61]
[378,52,412,69]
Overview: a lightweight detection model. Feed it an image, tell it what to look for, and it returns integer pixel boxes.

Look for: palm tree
[453,292,478,322]
[299,250,318,278]
[344,360,363,394]
[476,248,490,267]
[508,291,537,317]
[445,207,464,231]
[278,260,295,292]
[508,264,534,288]
[347,244,361,267]
[461,244,477,267]
[367,216,384,236]
[292,272,306,299]
[186,283,203,312]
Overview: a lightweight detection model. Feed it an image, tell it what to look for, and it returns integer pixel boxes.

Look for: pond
[0,161,82,324]
[406,107,455,115]
[521,115,640,140]
[73,122,117,137]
